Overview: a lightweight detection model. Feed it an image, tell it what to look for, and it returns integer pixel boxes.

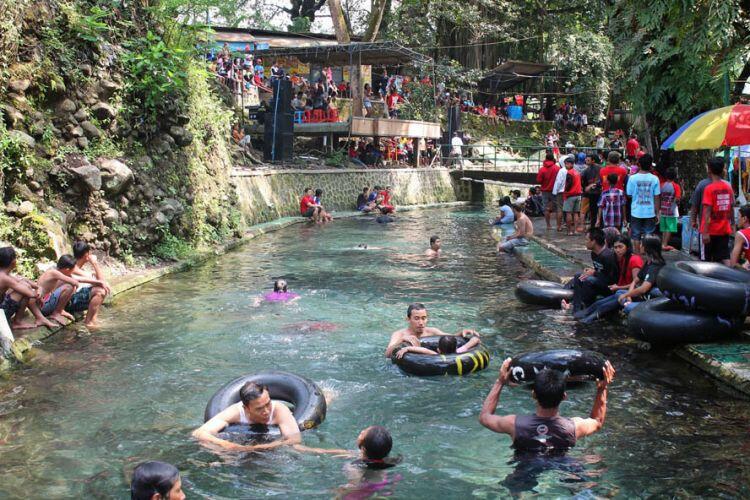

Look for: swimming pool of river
[0,207,748,498]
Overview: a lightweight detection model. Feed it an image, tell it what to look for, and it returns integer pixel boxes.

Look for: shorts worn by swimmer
[499,237,529,253]
[66,286,92,313]
[263,291,300,302]
[562,195,581,213]
[0,293,20,322]
[303,207,316,218]
[40,287,65,316]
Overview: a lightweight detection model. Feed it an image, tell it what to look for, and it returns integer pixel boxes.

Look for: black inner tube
[392,336,490,376]
[658,261,750,316]
[204,371,327,437]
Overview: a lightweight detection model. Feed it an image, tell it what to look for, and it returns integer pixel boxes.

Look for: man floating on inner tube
[193,382,301,452]
[479,358,615,453]
[384,303,480,358]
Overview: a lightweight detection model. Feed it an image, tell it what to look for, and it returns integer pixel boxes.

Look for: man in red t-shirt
[386,88,403,118]
[563,159,583,235]
[625,134,639,161]
[379,186,396,214]
[600,151,628,191]
[300,187,321,222]
[537,152,561,229]
[701,158,735,264]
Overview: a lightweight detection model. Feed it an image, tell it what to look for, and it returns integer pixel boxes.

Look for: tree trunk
[364,0,388,42]
[328,0,351,43]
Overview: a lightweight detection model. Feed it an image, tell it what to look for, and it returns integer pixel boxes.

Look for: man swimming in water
[393,334,479,359]
[384,303,479,357]
[192,381,301,452]
[425,236,441,258]
[479,358,615,453]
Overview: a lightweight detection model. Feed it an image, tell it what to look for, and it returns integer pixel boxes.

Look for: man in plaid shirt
[596,173,626,230]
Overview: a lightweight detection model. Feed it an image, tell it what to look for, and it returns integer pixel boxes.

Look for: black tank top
[513,414,576,452]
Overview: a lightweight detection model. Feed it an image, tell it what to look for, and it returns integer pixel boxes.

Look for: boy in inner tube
[384,303,480,358]
[393,335,479,359]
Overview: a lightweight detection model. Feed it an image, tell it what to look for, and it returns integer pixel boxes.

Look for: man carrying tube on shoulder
[384,303,480,358]
[479,358,615,453]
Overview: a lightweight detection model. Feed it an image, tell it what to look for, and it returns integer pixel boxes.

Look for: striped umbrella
[661,104,750,151]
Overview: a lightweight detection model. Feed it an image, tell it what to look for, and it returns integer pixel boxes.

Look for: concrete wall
[231,167,468,225]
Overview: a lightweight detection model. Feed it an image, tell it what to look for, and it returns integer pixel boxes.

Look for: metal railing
[436,144,626,172]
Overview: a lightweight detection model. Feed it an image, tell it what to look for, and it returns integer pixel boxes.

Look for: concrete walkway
[519,216,750,399]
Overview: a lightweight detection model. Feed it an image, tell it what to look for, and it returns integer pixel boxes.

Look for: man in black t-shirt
[581,155,601,229]
[562,228,618,312]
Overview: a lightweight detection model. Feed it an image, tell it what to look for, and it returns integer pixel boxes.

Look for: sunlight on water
[0,207,748,498]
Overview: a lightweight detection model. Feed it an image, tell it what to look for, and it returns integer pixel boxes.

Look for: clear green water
[1,207,749,498]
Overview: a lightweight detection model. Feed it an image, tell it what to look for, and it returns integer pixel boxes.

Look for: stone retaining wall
[232,167,468,225]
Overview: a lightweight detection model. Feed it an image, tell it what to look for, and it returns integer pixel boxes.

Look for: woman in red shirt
[609,235,643,290]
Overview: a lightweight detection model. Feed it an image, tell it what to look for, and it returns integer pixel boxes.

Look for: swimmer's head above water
[358,425,392,461]
[273,279,289,292]
[429,235,441,251]
[406,303,428,334]
[130,460,185,500]
[437,335,457,354]
[239,381,273,422]
[532,368,567,410]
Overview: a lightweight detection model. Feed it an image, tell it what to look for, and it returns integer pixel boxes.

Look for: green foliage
[609,0,748,140]
[0,121,32,185]
[122,31,190,126]
[60,2,112,43]
[288,16,311,33]
[399,82,440,122]
[153,231,195,261]
[324,148,347,166]
[547,30,613,121]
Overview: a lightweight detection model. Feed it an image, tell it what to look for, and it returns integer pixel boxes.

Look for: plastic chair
[303,110,312,123]
[294,110,304,124]
[327,109,339,122]
[312,109,325,123]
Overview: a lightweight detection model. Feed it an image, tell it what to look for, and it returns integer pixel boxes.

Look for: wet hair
[707,157,725,176]
[665,168,676,181]
[607,151,621,164]
[587,228,606,247]
[437,335,457,354]
[533,369,566,409]
[315,188,323,197]
[641,235,665,265]
[512,203,524,213]
[361,426,392,460]
[57,254,76,270]
[406,302,426,318]
[607,173,618,186]
[373,185,381,191]
[500,196,511,207]
[130,461,180,500]
[239,381,268,406]
[740,205,750,221]
[0,247,16,268]
[72,241,90,260]
[273,279,288,292]
[363,186,369,193]
[429,235,440,245]
[638,154,653,171]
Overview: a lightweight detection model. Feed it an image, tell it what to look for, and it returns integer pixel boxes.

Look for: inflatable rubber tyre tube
[657,261,750,316]
[515,280,573,308]
[509,349,606,384]
[392,336,491,376]
[204,371,327,432]
[627,297,743,344]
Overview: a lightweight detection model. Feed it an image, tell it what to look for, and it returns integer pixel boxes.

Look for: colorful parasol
[661,104,750,151]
